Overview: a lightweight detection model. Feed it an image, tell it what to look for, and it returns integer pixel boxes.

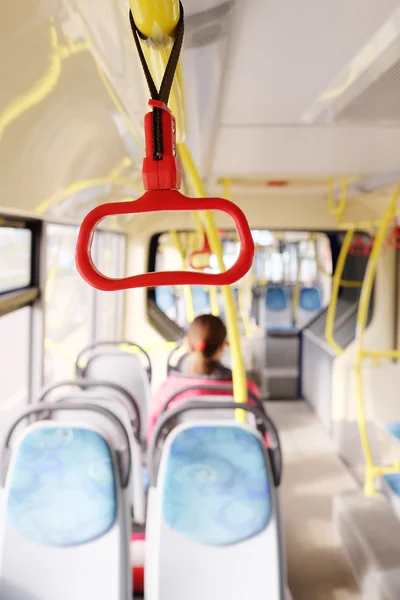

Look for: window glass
[95,232,125,340]
[44,224,93,383]
[0,307,30,440]
[0,227,31,293]
[152,229,333,330]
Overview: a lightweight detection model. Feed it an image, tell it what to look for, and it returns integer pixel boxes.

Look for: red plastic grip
[189,236,212,270]
[76,190,254,291]
[386,226,400,249]
[349,234,373,256]
[143,100,181,191]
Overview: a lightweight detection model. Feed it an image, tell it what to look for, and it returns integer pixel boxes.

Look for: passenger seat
[0,404,132,600]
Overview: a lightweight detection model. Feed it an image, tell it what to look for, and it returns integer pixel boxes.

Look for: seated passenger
[147,314,261,441]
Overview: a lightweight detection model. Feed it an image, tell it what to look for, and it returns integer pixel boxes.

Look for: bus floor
[267,400,360,600]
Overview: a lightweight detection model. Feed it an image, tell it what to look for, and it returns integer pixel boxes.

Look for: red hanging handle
[348,234,372,256]
[76,96,254,290]
[189,235,212,270]
[386,225,400,250]
[76,190,254,291]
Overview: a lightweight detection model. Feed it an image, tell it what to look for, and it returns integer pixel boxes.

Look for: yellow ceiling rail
[178,144,248,423]
[354,185,400,496]
[0,21,88,139]
[36,174,142,214]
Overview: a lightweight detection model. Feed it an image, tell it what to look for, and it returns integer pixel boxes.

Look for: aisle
[267,401,361,600]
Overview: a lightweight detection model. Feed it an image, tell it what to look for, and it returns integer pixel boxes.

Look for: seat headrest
[265,287,288,311]
[299,287,322,311]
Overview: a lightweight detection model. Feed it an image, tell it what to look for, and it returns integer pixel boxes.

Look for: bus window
[0,307,30,408]
[0,227,31,293]
[94,232,126,340]
[44,224,93,383]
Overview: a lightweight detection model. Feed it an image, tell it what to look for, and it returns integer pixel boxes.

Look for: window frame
[0,216,41,317]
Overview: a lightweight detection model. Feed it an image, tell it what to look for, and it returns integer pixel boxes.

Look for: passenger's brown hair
[187,314,227,376]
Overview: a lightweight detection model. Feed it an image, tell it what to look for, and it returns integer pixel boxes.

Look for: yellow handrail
[354,185,400,496]
[325,229,355,355]
[209,286,220,317]
[169,230,195,323]
[188,211,220,317]
[237,285,254,339]
[291,253,302,328]
[0,21,89,140]
[179,147,248,422]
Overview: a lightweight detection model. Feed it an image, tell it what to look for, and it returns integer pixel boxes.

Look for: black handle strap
[129,2,184,160]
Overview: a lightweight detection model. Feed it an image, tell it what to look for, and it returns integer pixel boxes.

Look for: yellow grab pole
[190,211,206,250]
[325,228,354,356]
[292,248,301,328]
[238,285,253,339]
[179,149,248,422]
[209,286,220,317]
[190,211,220,316]
[170,230,195,324]
[354,186,400,496]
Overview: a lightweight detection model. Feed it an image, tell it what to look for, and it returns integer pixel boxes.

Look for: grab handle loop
[75,3,255,291]
[386,224,400,250]
[76,190,255,291]
[349,233,373,256]
[189,235,212,270]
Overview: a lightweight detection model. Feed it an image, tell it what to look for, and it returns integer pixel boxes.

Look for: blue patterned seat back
[387,421,400,442]
[162,426,271,546]
[6,427,117,547]
[265,287,287,311]
[383,473,400,496]
[299,287,322,311]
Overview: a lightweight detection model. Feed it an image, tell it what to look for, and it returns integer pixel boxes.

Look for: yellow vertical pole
[170,230,195,323]
[238,284,253,339]
[190,210,220,316]
[209,286,220,317]
[354,186,400,496]
[179,149,249,422]
[292,246,301,328]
